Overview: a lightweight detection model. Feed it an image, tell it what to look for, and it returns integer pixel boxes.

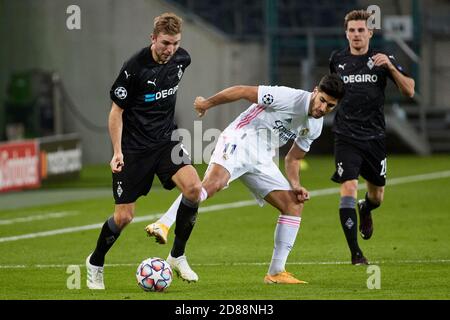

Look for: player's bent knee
[115,214,133,229]
[202,179,226,198]
[114,205,134,229]
[183,182,203,202]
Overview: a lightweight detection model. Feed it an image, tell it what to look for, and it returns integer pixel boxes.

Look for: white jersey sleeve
[294,118,323,153]
[258,85,303,112]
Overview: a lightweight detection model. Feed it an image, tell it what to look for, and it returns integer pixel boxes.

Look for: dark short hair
[318,74,345,100]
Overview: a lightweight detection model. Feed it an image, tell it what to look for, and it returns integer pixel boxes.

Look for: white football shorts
[206,130,291,206]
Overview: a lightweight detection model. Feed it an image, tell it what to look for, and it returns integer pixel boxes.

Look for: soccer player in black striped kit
[329,10,415,264]
[86,13,204,289]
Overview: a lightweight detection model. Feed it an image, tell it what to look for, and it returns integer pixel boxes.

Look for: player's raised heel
[357,200,373,240]
[264,271,307,284]
[145,222,169,244]
[166,254,198,283]
[86,254,105,289]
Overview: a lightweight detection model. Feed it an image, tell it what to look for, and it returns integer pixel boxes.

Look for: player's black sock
[339,196,362,257]
[90,216,121,266]
[171,196,198,258]
[364,192,380,212]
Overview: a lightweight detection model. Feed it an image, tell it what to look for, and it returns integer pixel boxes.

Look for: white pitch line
[0,170,449,244]
[0,211,78,225]
[0,259,449,269]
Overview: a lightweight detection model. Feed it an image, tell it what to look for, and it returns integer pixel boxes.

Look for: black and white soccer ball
[262,93,274,105]
[114,87,127,100]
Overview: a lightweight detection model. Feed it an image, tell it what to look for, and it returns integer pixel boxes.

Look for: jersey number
[380,158,387,177]
[222,143,237,160]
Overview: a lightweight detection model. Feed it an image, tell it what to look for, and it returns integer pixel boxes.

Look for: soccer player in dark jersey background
[86,12,204,289]
[329,10,415,265]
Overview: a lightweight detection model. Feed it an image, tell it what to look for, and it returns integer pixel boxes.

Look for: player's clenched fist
[292,186,310,203]
[110,153,124,173]
[194,96,208,118]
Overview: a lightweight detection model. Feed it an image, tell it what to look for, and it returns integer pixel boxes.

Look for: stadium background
[0,0,449,302]
[2,0,450,163]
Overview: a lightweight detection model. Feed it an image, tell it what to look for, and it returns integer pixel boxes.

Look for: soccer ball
[136,257,173,292]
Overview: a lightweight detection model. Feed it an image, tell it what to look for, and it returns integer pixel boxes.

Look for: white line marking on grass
[0,170,449,243]
[0,202,255,243]
[0,211,78,225]
[0,259,449,269]
[0,213,162,243]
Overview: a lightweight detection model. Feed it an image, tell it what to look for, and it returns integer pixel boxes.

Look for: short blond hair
[344,10,372,30]
[153,12,183,36]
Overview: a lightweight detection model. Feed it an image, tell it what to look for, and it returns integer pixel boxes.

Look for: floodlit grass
[1,155,449,300]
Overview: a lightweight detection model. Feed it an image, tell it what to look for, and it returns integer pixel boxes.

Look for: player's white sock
[199,187,208,202]
[158,187,208,228]
[268,214,301,275]
[158,194,182,227]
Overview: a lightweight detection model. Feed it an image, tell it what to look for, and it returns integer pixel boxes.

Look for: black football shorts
[331,135,387,187]
[112,141,191,204]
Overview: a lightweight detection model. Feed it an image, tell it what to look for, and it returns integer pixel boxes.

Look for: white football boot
[86,254,105,289]
[167,254,199,283]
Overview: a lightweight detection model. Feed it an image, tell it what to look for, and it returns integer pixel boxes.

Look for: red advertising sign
[0,140,40,192]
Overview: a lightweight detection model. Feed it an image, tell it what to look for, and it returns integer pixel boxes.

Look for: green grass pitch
[0,155,449,300]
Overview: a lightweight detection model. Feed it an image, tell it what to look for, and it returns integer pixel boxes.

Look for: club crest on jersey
[177,65,183,79]
[367,57,375,70]
[299,127,309,136]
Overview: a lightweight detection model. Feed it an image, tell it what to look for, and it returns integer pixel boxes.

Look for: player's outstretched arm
[194,85,258,117]
[285,142,309,203]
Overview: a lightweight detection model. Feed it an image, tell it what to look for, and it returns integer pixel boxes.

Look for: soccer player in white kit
[146,74,344,284]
